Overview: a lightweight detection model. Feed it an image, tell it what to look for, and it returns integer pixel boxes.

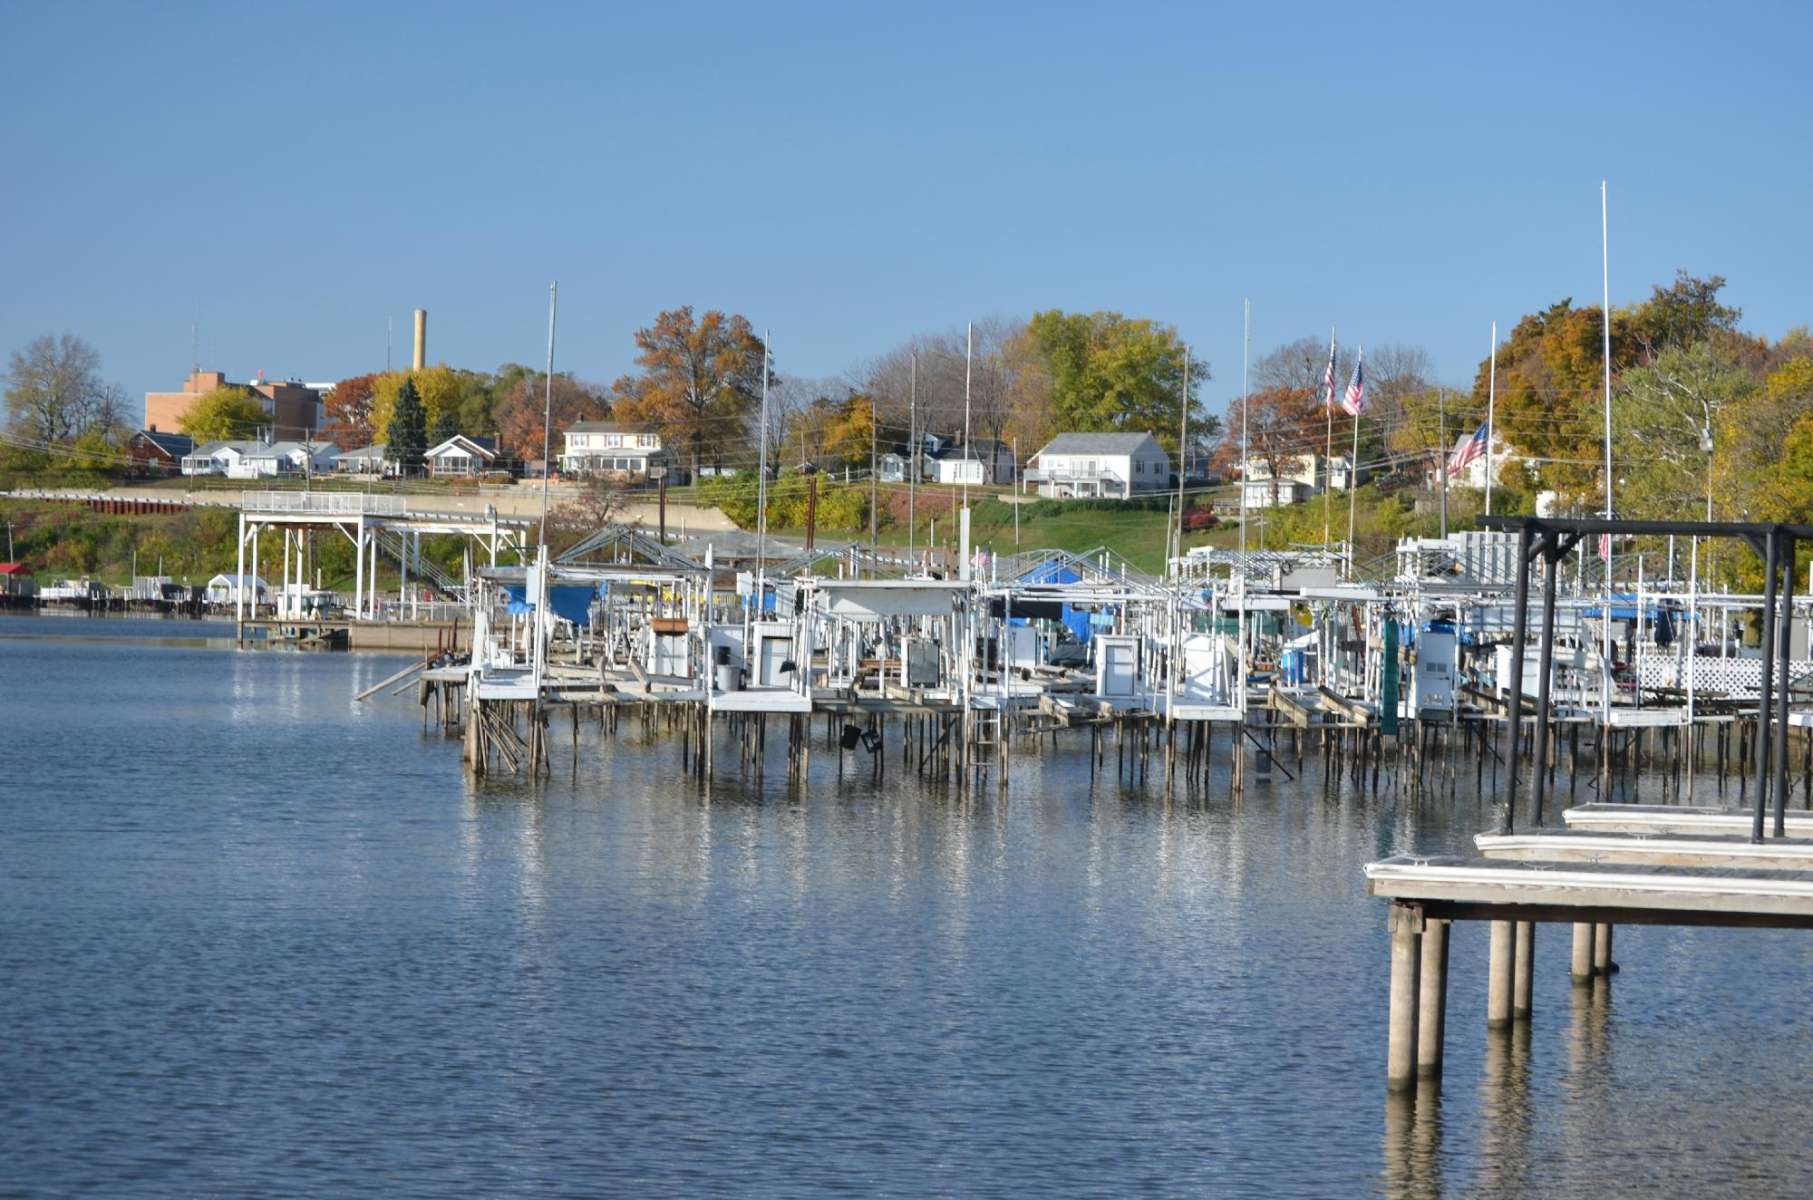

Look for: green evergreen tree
[386,377,428,473]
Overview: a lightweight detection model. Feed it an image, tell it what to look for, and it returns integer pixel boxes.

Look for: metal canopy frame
[1487,516,1795,844]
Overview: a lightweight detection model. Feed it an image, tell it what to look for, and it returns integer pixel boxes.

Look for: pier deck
[1475,829,1813,869]
[1563,803,1813,837]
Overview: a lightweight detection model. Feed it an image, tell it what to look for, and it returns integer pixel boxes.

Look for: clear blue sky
[3,0,1808,418]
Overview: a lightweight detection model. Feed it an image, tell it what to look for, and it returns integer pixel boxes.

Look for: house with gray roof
[1025,432,1171,499]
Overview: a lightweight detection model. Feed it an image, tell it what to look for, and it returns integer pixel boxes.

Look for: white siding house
[1027,433,1171,500]
[424,434,499,477]
[181,440,337,479]
[930,439,1016,486]
[560,422,669,479]
[334,444,394,476]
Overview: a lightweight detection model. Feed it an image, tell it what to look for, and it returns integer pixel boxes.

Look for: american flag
[1447,423,1488,475]
[1322,332,1338,409]
[1341,347,1367,417]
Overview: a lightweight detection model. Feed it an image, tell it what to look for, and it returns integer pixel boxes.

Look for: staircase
[375,528,465,603]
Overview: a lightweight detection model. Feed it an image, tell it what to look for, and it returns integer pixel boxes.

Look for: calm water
[3,615,1812,1197]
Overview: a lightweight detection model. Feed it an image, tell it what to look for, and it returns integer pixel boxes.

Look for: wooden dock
[1367,803,1813,1093]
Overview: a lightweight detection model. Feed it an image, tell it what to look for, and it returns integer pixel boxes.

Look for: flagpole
[1345,345,1362,579]
[1323,325,1335,547]
[1348,412,1359,577]
[1174,343,1190,566]
[1239,299,1250,558]
[1485,320,1497,517]
[1601,180,1613,728]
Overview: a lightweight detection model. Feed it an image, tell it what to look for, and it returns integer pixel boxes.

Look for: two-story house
[560,421,672,480]
[1026,433,1171,500]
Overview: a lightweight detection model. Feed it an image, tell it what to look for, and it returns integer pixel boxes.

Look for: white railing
[241,491,407,516]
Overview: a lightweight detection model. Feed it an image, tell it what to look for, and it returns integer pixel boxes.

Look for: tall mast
[1238,299,1250,557]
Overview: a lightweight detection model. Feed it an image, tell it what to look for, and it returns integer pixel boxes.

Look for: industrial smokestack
[412,309,427,372]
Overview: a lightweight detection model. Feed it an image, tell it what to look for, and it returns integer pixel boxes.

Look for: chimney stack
[412,308,427,372]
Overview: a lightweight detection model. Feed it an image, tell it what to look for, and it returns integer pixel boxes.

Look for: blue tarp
[503,584,597,626]
[1015,561,1099,644]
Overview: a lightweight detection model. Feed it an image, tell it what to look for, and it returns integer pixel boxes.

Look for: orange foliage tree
[611,307,768,477]
[493,375,608,465]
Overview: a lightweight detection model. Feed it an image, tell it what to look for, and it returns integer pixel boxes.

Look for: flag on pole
[1341,348,1367,417]
[1598,532,1612,560]
[1323,332,1338,409]
[1448,423,1488,476]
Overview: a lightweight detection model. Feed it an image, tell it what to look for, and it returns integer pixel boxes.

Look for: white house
[1239,478,1315,509]
[334,444,394,476]
[181,440,337,479]
[1239,453,1355,508]
[560,421,669,479]
[930,438,1016,486]
[1027,433,1171,500]
[878,450,913,482]
[424,434,499,477]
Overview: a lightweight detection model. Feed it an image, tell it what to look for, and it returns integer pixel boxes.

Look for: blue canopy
[502,584,597,626]
[1015,561,1100,644]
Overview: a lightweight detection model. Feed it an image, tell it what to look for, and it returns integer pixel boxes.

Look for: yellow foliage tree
[179,386,267,441]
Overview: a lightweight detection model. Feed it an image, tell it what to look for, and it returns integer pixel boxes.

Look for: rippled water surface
[4,617,1812,1197]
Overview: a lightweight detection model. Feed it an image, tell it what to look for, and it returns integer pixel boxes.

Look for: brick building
[144,370,324,441]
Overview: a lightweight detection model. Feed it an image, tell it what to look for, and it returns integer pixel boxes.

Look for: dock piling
[1387,902,1424,1092]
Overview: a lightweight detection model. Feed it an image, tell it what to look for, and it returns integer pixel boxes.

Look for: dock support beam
[1416,917,1448,1077]
[1513,921,1535,1019]
[1387,902,1423,1092]
[1593,923,1615,975]
[1487,920,1515,1027]
[1571,922,1594,982]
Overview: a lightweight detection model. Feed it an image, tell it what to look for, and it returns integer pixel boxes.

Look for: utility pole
[908,352,917,566]
[1012,436,1020,548]
[658,469,668,543]
[805,468,819,552]
[1438,386,1448,539]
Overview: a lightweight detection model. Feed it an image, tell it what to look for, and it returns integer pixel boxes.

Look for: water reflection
[5,625,1813,1197]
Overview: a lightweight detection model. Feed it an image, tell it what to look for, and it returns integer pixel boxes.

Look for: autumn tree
[385,377,428,473]
[5,334,126,445]
[411,363,465,435]
[322,372,378,447]
[1215,385,1323,507]
[429,404,460,445]
[1613,340,1756,521]
[1020,310,1214,451]
[494,374,607,464]
[1468,274,1740,502]
[180,386,267,442]
[611,307,768,477]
